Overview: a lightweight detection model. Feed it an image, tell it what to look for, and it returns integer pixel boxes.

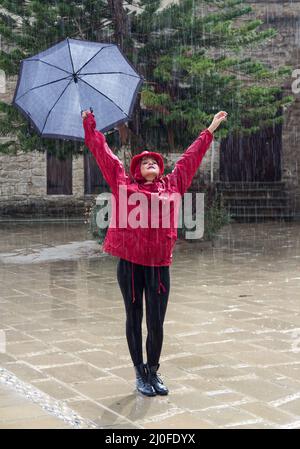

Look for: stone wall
[0,147,94,218]
[72,154,85,197]
[0,150,45,198]
[244,1,300,216]
[168,137,220,186]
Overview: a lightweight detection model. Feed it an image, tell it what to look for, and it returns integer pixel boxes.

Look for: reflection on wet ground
[0,221,300,429]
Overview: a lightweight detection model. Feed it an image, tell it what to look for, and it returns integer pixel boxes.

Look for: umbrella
[12,37,144,141]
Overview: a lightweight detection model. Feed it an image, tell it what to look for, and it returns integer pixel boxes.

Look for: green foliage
[132,0,294,149]
[141,87,171,108]
[0,0,111,155]
[177,184,232,241]
[0,0,294,156]
[203,197,232,241]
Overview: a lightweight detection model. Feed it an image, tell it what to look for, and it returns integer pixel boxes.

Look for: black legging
[117,258,170,367]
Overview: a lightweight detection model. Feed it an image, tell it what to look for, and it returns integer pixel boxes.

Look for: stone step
[216,181,286,190]
[231,214,294,223]
[221,190,288,198]
[216,181,294,221]
[230,214,294,222]
[228,206,294,215]
[219,188,286,193]
[222,195,289,200]
[223,198,291,206]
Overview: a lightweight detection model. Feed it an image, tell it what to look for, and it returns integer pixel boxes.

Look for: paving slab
[0,221,300,428]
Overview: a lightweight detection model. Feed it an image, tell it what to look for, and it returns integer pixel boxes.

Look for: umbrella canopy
[12,37,144,141]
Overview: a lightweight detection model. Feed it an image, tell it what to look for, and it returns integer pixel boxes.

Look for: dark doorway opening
[47,152,72,195]
[220,92,282,182]
[84,151,109,194]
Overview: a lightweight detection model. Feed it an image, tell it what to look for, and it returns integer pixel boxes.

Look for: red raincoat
[83,112,213,297]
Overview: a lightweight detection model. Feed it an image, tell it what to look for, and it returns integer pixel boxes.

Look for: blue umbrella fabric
[12,37,144,141]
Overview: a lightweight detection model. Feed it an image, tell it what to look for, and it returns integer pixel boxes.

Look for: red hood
[130,151,164,183]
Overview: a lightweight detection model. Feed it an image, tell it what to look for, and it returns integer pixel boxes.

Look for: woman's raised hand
[208,111,228,134]
[81,110,90,120]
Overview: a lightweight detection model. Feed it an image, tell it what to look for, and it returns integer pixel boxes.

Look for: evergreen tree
[132,0,294,150]
[0,0,294,156]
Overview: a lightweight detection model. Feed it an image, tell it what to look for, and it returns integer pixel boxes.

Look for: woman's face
[140,157,160,181]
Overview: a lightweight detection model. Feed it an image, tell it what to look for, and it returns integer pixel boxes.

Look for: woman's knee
[146,316,163,334]
[126,305,143,324]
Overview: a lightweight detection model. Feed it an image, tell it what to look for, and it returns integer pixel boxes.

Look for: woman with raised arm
[82,109,227,397]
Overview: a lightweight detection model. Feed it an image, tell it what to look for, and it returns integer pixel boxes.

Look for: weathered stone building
[234,0,300,219]
[0,1,299,219]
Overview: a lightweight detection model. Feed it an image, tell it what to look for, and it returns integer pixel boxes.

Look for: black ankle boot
[134,363,156,397]
[145,363,169,395]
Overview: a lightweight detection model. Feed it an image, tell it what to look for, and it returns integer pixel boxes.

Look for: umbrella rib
[79,78,129,118]
[75,45,115,75]
[16,76,72,102]
[26,58,72,75]
[41,78,73,135]
[67,38,76,74]
[80,71,140,79]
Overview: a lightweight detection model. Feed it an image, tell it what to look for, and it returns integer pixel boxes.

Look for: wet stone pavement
[0,220,300,429]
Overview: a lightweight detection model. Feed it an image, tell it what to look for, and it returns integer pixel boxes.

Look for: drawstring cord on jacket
[131,264,166,304]
[157,267,167,295]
